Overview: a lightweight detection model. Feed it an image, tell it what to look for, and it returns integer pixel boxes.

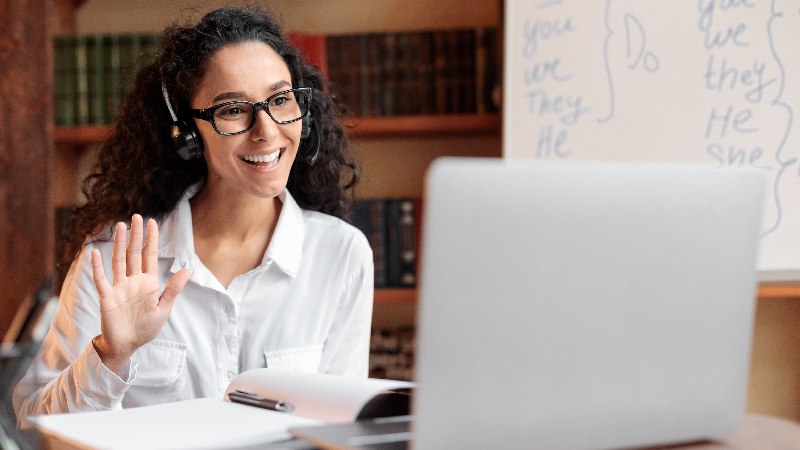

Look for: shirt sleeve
[320,251,375,377]
[12,243,135,428]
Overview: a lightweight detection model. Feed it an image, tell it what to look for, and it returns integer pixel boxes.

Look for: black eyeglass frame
[189,87,312,136]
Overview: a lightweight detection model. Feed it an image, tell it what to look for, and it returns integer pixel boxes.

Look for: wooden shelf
[55,125,111,146]
[54,113,501,145]
[374,288,416,304]
[757,285,800,299]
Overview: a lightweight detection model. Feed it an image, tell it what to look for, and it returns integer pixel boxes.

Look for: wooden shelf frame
[374,288,416,304]
[55,113,502,146]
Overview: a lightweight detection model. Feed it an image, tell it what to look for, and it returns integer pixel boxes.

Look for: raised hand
[90,214,191,373]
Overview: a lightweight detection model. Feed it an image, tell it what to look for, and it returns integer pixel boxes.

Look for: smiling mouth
[240,149,281,168]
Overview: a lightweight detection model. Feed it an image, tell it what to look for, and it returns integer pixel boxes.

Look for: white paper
[32,398,322,450]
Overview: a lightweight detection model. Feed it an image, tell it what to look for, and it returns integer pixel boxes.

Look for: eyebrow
[209,80,293,105]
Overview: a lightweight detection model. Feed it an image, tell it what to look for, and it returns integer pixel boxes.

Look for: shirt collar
[264,189,304,278]
[157,183,304,279]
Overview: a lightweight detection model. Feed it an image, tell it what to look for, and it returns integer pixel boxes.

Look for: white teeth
[242,149,280,164]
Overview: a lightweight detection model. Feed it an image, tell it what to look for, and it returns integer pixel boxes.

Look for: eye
[215,103,249,120]
[269,94,295,109]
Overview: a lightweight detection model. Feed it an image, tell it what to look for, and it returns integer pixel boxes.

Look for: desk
[38,413,800,450]
[647,414,800,450]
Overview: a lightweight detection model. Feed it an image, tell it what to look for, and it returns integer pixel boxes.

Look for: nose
[250,108,278,142]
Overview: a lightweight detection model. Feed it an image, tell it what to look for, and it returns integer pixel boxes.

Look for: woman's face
[191,41,302,199]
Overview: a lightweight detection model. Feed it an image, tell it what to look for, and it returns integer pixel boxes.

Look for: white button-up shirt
[13,186,373,426]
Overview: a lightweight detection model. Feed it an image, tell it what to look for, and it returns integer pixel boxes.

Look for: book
[53,35,74,126]
[104,34,122,122]
[73,35,89,126]
[87,34,105,125]
[378,33,396,116]
[32,369,414,450]
[351,199,388,288]
[385,199,417,288]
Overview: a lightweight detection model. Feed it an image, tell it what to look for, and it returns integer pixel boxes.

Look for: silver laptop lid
[414,158,765,450]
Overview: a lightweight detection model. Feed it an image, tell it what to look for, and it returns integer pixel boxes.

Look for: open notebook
[32,369,413,450]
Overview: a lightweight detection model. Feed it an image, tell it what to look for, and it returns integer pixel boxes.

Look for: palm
[91,215,190,369]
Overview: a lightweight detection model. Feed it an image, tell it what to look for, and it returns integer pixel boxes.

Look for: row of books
[350,198,420,289]
[53,27,501,128]
[369,326,415,381]
[54,34,160,127]
[326,28,501,117]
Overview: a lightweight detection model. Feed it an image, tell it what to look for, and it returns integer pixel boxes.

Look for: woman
[13,5,373,426]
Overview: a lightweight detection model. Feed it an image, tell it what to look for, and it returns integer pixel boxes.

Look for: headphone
[161,82,320,165]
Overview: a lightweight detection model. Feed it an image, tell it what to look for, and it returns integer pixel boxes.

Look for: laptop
[291,158,766,450]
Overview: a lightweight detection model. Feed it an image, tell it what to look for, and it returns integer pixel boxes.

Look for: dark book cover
[53,35,75,127]
[414,32,435,115]
[73,35,89,126]
[367,33,382,116]
[378,33,397,116]
[350,199,388,288]
[357,34,372,117]
[385,199,416,288]
[458,30,477,114]
[87,35,105,125]
[103,35,122,122]
[395,32,412,116]
[431,31,448,114]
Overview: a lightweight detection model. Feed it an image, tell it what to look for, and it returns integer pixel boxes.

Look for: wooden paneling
[0,0,55,337]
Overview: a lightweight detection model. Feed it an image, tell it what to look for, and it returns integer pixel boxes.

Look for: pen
[228,390,295,413]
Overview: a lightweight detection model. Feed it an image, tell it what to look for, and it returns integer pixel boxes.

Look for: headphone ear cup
[172,121,204,161]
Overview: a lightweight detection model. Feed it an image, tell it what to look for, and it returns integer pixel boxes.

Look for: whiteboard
[504,0,800,281]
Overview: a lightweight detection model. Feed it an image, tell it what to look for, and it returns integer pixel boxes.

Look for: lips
[240,149,281,167]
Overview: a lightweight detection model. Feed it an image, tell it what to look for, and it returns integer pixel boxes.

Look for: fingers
[111,221,128,284]
[142,218,159,275]
[158,268,191,312]
[127,214,144,276]
[91,249,112,298]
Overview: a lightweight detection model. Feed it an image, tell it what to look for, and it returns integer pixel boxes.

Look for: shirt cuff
[74,342,137,410]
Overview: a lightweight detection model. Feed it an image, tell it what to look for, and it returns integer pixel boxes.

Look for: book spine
[385,199,401,287]
[105,35,122,122]
[379,33,396,116]
[431,31,448,114]
[460,30,477,114]
[119,34,135,105]
[343,34,363,117]
[88,34,105,125]
[53,36,74,127]
[397,199,417,287]
[130,33,142,78]
[485,27,500,113]
[358,34,371,117]
[396,32,412,116]
[474,28,487,114]
[351,199,387,288]
[74,35,89,126]
[367,34,382,116]
[445,30,464,114]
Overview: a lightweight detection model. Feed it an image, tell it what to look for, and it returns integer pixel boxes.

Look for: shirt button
[224,303,231,312]
[226,370,236,380]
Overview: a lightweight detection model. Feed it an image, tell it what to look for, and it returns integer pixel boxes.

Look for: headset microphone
[162,83,203,161]
[301,110,321,165]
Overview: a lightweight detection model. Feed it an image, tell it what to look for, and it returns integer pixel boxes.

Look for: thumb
[158,268,191,311]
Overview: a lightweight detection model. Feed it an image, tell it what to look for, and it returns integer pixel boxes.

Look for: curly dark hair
[61,5,357,272]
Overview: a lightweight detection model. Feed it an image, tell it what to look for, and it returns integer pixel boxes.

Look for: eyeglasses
[190,87,312,136]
